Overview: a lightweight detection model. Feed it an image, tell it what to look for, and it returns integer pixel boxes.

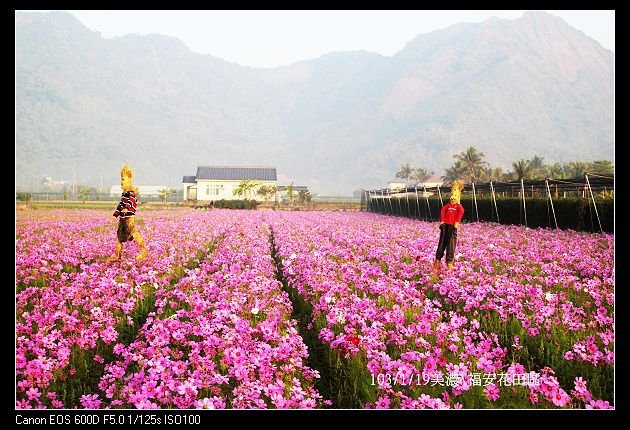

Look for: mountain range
[15,11,614,195]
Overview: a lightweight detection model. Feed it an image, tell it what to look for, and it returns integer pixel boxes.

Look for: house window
[205,185,223,196]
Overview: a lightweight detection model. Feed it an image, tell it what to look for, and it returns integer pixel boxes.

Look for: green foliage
[78,187,94,202]
[257,185,277,202]
[285,181,295,205]
[157,188,175,203]
[16,192,33,202]
[232,180,259,200]
[297,189,313,204]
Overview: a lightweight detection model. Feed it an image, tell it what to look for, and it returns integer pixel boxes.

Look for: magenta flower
[574,377,588,394]
[586,399,613,409]
[485,384,500,401]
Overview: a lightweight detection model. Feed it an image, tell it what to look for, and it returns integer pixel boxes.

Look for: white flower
[198,398,215,409]
[251,307,259,315]
[336,312,346,324]
[488,244,495,249]
[290,253,297,260]
[455,253,463,260]
[325,296,333,304]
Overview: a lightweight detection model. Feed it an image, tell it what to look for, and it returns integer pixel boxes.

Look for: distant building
[423,175,444,188]
[276,184,309,203]
[109,185,168,197]
[387,175,443,190]
[385,175,444,197]
[182,166,277,201]
[387,179,413,191]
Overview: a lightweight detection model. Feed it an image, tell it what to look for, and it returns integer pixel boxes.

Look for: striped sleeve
[113,191,137,218]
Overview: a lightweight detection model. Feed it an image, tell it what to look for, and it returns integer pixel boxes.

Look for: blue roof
[182,176,196,183]
[195,166,277,181]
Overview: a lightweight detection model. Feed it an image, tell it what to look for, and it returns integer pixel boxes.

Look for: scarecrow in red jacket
[434,180,464,272]
[109,164,148,261]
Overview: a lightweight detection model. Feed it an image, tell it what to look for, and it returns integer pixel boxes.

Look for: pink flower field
[15,209,614,409]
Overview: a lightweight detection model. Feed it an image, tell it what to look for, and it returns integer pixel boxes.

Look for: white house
[388,175,443,191]
[385,175,444,198]
[182,166,277,202]
[387,179,409,191]
[423,175,444,188]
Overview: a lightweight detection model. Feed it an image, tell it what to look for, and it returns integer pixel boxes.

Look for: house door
[188,186,197,200]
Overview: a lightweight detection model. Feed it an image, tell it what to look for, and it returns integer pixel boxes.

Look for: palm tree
[285,181,295,205]
[396,163,413,182]
[511,159,532,180]
[588,160,614,177]
[233,180,259,200]
[442,160,465,184]
[409,167,430,185]
[545,162,565,179]
[565,161,589,178]
[528,155,546,179]
[158,188,175,204]
[485,167,504,182]
[453,146,488,182]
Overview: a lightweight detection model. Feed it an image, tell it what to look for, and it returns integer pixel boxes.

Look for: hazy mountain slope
[15,11,613,194]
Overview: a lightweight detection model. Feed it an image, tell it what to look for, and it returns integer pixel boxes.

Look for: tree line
[396,146,614,185]
[233,180,314,205]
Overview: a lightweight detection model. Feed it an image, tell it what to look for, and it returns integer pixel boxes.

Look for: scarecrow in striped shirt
[109,164,148,261]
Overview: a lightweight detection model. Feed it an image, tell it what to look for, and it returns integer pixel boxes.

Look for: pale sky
[28,10,615,69]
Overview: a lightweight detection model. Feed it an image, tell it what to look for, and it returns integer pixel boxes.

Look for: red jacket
[440,203,464,225]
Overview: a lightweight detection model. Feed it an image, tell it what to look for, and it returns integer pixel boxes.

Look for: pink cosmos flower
[551,389,570,407]
[485,384,500,401]
[375,397,390,409]
[574,377,587,394]
[26,387,41,401]
[586,399,613,409]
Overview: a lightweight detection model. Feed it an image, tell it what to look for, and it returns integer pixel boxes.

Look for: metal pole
[405,185,410,218]
[415,186,420,219]
[373,190,378,213]
[545,179,558,229]
[437,184,443,207]
[387,189,394,215]
[424,185,431,221]
[521,178,528,227]
[585,174,603,233]
[379,190,384,214]
[490,181,500,224]
[472,182,479,222]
